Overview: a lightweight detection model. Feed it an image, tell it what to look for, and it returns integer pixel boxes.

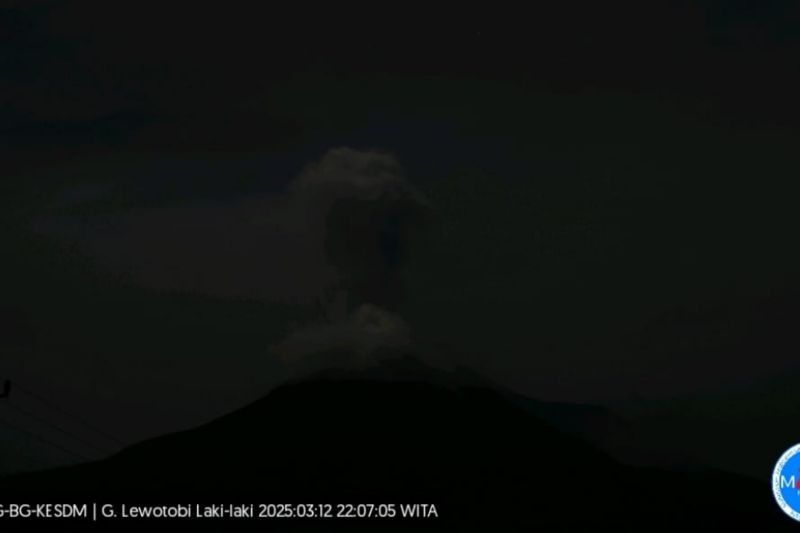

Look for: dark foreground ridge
[0,358,790,530]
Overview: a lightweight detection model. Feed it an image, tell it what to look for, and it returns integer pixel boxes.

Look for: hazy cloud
[271,303,412,363]
[41,147,432,308]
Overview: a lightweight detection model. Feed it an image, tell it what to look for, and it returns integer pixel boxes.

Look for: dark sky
[2,1,800,469]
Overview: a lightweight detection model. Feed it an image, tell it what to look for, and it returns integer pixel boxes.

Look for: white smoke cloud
[50,147,431,306]
[288,147,428,206]
[270,303,412,362]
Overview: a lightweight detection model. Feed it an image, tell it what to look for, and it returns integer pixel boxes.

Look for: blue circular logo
[773,444,800,521]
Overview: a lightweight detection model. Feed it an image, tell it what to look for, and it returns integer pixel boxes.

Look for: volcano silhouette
[0,357,790,530]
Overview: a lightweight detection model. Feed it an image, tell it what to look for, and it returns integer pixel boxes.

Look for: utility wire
[0,416,89,462]
[10,382,125,447]
[3,399,113,455]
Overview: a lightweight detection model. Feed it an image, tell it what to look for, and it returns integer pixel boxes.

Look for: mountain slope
[0,371,789,530]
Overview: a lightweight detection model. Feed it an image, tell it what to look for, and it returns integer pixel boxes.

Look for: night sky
[2,1,800,477]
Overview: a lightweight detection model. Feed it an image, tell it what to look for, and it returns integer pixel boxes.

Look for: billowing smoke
[269,148,432,362]
[270,303,412,363]
[293,147,432,312]
[57,147,432,306]
[47,147,433,360]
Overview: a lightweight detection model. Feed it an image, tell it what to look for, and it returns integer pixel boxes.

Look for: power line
[10,382,125,447]
[0,416,89,462]
[3,399,113,456]
[2,442,40,469]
